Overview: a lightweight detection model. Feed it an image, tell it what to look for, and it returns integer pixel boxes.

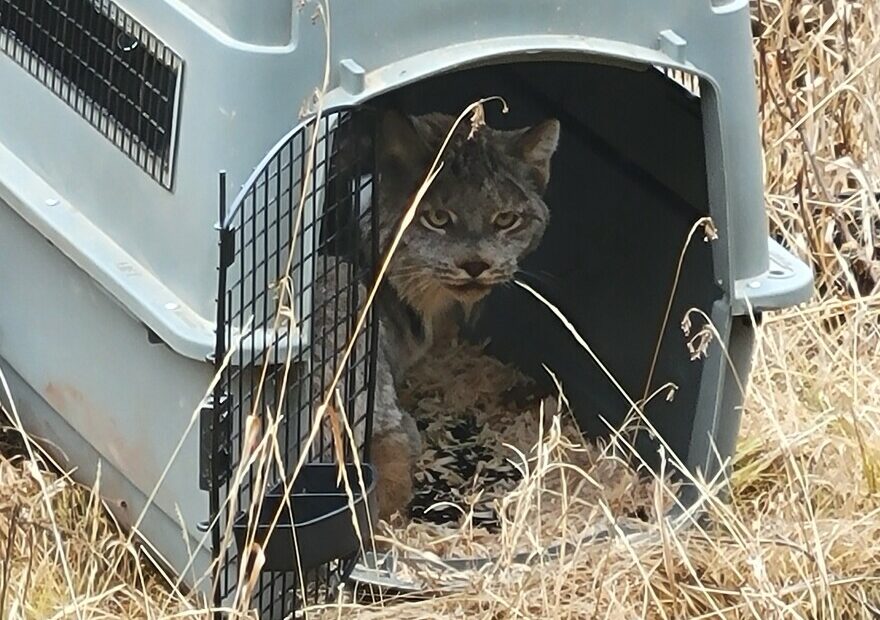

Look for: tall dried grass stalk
[1,1,879,619]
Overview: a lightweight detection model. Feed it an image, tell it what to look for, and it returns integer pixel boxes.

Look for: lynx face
[374,111,560,317]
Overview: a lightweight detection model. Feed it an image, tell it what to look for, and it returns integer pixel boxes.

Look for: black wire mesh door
[207,107,379,618]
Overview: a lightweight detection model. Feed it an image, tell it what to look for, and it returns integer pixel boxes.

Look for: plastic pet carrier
[0,0,812,616]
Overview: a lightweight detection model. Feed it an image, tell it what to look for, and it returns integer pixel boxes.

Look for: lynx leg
[371,423,418,519]
[370,349,421,519]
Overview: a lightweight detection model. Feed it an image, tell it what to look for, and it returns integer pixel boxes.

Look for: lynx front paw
[370,419,421,520]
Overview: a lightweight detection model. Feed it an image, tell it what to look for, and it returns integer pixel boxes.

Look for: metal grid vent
[0,0,183,189]
[208,108,378,617]
[656,65,702,98]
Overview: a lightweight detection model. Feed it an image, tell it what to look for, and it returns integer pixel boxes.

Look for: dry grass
[3,0,880,618]
[0,429,196,619]
[378,339,674,563]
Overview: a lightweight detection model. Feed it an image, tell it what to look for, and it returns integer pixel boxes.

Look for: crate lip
[350,498,704,592]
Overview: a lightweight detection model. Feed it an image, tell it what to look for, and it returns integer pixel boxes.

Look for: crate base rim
[347,498,705,593]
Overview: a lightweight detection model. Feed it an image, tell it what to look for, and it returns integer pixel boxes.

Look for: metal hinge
[199,393,232,491]
[219,226,236,269]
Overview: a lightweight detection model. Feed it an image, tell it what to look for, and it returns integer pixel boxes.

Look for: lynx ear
[377,110,430,184]
[332,119,372,172]
[515,119,560,192]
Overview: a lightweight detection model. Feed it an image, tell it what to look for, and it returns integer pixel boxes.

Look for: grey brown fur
[311,110,560,519]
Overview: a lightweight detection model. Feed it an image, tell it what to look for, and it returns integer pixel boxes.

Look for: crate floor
[401,337,542,524]
[387,338,669,559]
[409,410,526,529]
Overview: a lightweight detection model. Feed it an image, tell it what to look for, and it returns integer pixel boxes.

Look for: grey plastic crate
[0,0,812,613]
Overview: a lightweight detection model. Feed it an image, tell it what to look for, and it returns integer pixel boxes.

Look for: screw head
[116,32,138,52]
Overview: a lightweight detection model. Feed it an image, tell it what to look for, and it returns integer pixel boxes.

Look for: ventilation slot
[655,65,702,98]
[0,0,183,189]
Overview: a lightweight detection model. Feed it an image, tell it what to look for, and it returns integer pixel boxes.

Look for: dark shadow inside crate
[369,59,721,477]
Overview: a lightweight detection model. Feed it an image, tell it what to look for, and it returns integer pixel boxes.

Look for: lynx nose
[459,260,490,278]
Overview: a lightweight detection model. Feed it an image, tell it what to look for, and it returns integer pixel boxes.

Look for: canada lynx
[313,110,560,519]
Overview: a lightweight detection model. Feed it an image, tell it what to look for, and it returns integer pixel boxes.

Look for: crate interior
[371,59,721,473]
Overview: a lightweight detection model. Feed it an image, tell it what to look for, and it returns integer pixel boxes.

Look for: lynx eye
[493,211,520,231]
[420,209,454,232]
